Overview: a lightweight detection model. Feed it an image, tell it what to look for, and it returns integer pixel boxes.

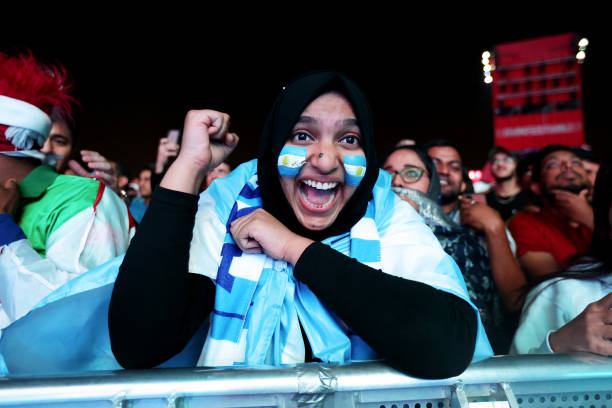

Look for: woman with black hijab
[109,71,492,379]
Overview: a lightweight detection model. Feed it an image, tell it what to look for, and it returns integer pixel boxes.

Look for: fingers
[594,292,612,310]
[459,196,479,214]
[158,138,180,153]
[0,178,20,214]
[81,150,105,161]
[80,151,114,172]
[68,159,91,178]
[2,178,18,189]
[229,210,260,254]
[92,171,116,187]
[221,132,239,149]
[243,239,263,254]
[183,109,229,140]
[551,189,585,203]
[84,159,113,172]
[209,132,239,172]
[208,113,230,140]
[590,324,612,356]
[605,309,612,326]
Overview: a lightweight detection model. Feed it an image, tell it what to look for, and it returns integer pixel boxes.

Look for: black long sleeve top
[109,187,478,379]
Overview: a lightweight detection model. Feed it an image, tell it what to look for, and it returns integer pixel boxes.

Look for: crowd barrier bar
[0,354,611,407]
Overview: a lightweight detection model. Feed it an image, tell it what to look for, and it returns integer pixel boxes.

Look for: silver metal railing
[1,354,612,407]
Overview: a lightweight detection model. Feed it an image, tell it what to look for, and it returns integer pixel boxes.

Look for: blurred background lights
[468,169,483,182]
[481,51,494,84]
[576,37,588,63]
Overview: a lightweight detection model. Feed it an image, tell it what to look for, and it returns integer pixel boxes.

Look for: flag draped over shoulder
[0,255,207,376]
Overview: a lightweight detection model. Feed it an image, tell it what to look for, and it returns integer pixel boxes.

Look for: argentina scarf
[196,173,380,367]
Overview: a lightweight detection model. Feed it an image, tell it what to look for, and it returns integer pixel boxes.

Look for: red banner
[491,33,585,152]
[494,110,584,151]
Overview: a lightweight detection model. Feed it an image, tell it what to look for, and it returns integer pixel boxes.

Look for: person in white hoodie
[511,160,612,355]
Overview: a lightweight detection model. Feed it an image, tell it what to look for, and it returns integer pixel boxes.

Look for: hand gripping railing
[1,353,611,407]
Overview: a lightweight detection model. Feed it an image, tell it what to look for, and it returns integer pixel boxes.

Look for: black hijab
[383,145,442,203]
[257,71,378,241]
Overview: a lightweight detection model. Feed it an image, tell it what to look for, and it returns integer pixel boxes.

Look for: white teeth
[300,188,336,208]
[303,180,338,190]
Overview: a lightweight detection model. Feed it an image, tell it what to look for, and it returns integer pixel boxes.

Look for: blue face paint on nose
[344,155,367,186]
[277,145,307,177]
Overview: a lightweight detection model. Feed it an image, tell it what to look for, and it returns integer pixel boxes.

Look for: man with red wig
[0,52,134,328]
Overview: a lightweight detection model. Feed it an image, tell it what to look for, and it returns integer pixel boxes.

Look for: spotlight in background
[482,50,495,84]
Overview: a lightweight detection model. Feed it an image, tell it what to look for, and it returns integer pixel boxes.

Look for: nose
[436,163,448,176]
[559,160,571,171]
[309,142,339,174]
[391,173,405,187]
[40,138,52,154]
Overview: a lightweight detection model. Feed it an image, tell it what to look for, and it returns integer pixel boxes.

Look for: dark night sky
[3,16,610,176]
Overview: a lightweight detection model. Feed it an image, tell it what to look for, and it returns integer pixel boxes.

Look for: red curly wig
[0,51,78,118]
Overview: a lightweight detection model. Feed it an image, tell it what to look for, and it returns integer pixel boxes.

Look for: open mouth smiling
[298,179,341,212]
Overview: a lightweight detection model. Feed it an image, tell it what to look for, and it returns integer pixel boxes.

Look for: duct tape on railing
[0,354,611,406]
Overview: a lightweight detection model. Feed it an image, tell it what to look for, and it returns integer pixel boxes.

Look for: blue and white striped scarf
[197,173,381,366]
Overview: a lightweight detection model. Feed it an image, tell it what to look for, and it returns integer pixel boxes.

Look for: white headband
[0,95,52,137]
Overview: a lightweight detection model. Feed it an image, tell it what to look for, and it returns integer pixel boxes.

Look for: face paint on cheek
[277,145,307,177]
[344,155,367,186]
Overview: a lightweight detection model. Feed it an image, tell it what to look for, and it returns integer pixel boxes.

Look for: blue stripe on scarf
[214,310,245,319]
[217,244,242,292]
[213,275,259,342]
[235,206,258,220]
[236,196,263,208]
[238,186,261,200]
[216,184,263,293]
[211,314,245,341]
[210,183,263,343]
[350,238,380,263]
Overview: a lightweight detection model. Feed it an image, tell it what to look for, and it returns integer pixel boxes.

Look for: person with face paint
[109,71,492,379]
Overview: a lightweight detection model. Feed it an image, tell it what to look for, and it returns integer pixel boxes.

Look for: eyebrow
[295,116,359,127]
[342,118,359,127]
[543,154,579,164]
[433,157,462,166]
[296,116,317,124]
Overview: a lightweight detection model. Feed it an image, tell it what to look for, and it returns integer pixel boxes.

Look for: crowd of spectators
[0,51,609,379]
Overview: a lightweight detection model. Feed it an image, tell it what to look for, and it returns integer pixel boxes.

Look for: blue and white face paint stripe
[277,146,307,177]
[278,145,367,187]
[343,155,367,186]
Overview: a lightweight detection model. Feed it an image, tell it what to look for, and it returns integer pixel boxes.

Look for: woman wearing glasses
[384,145,523,354]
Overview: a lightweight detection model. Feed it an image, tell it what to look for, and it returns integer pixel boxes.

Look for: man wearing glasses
[485,147,529,221]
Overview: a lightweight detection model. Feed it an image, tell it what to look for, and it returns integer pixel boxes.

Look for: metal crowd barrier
[1,354,611,407]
